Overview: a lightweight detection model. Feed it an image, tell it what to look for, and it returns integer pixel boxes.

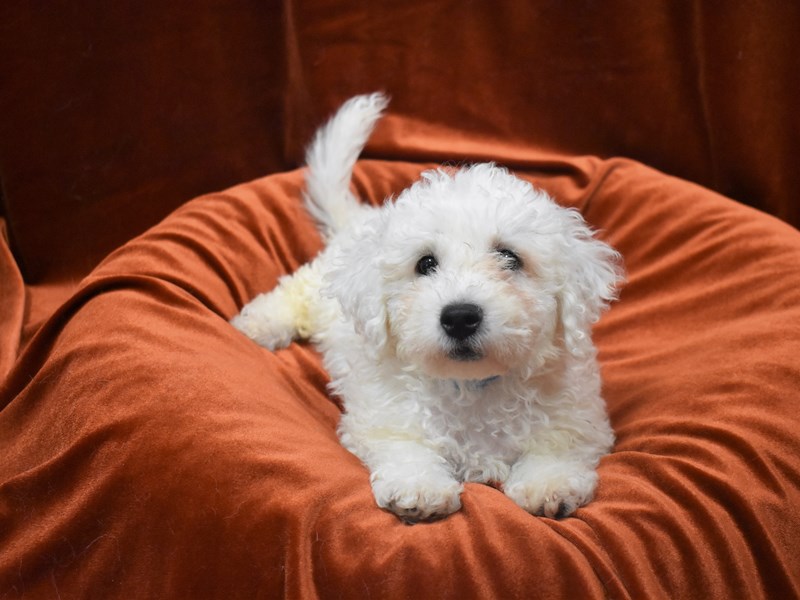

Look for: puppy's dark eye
[496,248,523,271]
[415,254,438,276]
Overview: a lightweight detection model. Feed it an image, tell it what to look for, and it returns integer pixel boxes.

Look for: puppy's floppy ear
[556,208,624,356]
[324,210,390,352]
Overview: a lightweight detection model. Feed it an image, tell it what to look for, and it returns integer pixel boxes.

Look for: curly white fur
[232,93,623,522]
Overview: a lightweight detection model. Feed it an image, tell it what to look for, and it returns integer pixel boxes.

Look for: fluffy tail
[303,92,389,238]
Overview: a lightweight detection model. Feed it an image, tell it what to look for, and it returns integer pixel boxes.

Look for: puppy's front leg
[503,451,602,519]
[349,435,463,523]
[503,391,613,519]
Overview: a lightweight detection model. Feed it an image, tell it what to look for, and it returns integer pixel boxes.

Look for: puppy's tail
[303,92,389,238]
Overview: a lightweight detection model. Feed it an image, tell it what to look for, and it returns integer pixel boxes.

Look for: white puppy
[232,93,622,522]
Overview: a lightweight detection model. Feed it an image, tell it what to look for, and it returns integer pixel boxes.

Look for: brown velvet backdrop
[0,2,286,285]
[2,2,798,290]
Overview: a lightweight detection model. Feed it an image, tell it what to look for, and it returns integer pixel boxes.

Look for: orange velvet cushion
[1,156,799,598]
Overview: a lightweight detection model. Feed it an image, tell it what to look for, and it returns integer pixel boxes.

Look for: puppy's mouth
[447,344,484,362]
[428,342,505,380]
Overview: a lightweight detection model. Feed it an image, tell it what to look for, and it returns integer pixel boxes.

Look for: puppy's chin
[423,353,507,381]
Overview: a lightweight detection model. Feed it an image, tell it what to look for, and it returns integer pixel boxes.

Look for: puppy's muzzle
[440,303,483,341]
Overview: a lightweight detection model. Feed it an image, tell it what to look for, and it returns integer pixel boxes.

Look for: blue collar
[453,375,501,392]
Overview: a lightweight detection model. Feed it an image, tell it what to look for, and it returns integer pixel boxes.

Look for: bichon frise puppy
[232,93,622,522]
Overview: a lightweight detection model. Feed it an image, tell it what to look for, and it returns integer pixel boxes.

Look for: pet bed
[2,154,799,597]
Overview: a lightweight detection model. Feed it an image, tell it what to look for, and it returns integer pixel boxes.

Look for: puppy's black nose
[440,303,483,340]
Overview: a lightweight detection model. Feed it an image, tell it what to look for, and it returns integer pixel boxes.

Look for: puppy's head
[327,164,622,381]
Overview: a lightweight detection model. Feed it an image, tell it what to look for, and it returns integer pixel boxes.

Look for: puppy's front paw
[371,473,463,523]
[504,458,598,519]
